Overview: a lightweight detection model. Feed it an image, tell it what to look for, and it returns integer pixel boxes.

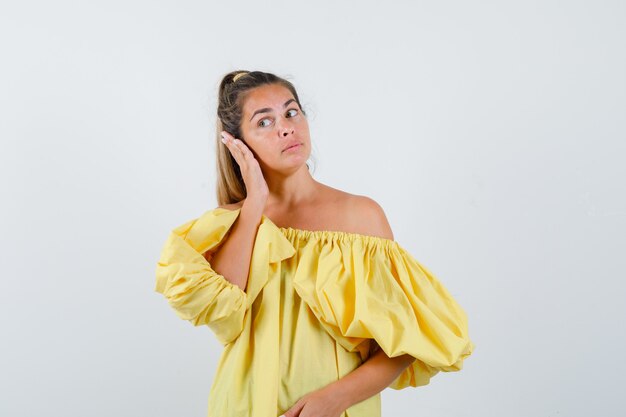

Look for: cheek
[243,128,267,143]
[243,140,272,161]
[298,118,310,133]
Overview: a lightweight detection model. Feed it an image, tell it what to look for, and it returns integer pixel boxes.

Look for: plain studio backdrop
[1,1,624,416]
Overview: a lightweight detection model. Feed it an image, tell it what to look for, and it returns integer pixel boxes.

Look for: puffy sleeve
[154,207,248,346]
[292,238,475,389]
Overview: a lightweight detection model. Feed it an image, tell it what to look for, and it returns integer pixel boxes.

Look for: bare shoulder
[346,194,395,240]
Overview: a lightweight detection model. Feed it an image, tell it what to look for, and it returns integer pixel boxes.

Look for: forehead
[242,84,295,114]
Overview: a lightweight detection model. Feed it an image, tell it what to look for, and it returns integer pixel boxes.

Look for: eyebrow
[249,98,296,122]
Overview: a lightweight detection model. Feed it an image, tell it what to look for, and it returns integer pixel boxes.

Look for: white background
[1,1,625,416]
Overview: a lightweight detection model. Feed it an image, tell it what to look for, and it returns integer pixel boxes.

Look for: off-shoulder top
[155,207,475,417]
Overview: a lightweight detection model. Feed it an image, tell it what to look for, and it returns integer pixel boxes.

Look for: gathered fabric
[155,207,475,417]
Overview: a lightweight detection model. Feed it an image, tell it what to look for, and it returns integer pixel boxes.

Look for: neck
[264,164,319,208]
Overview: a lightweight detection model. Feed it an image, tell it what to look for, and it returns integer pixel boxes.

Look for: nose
[277,117,295,137]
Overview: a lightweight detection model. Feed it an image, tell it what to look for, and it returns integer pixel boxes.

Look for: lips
[283,142,302,151]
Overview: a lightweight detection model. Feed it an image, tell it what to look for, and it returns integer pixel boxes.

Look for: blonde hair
[214,70,315,205]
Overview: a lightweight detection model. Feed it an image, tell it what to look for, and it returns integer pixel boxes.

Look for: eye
[258,108,299,127]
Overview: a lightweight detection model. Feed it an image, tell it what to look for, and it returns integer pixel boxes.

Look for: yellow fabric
[155,207,475,417]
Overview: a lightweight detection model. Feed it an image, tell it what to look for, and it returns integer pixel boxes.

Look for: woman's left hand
[281,385,347,417]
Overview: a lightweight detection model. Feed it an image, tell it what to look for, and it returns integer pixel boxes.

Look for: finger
[233,139,253,161]
[224,141,243,167]
[222,131,250,154]
[221,131,242,150]
[284,399,306,417]
[230,140,249,169]
[228,138,255,170]
[221,132,246,157]
[221,133,244,165]
[220,130,234,141]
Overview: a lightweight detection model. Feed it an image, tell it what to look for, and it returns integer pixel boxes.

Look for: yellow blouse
[155,207,474,417]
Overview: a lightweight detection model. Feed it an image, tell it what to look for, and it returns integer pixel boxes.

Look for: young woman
[155,70,475,417]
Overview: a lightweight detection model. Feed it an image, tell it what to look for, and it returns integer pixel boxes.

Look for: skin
[220,83,415,417]
[221,82,329,223]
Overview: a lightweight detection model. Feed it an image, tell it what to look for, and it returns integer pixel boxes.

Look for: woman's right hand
[220,130,269,207]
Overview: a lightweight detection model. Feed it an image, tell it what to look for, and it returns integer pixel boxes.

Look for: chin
[277,158,309,173]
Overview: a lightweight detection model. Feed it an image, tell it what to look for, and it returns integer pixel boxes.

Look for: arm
[282,197,418,416]
[326,348,416,410]
[333,195,412,407]
[155,198,265,341]
[281,345,415,417]
[207,199,264,292]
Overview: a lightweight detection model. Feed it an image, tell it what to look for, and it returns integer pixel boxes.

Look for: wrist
[242,197,266,216]
[321,379,354,412]
[241,199,264,221]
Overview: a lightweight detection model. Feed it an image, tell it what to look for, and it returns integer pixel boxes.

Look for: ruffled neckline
[278,225,398,247]
[215,206,399,248]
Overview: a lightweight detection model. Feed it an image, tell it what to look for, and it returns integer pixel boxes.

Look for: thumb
[282,397,306,417]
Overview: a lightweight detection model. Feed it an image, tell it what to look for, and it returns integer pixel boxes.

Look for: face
[239,83,311,173]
